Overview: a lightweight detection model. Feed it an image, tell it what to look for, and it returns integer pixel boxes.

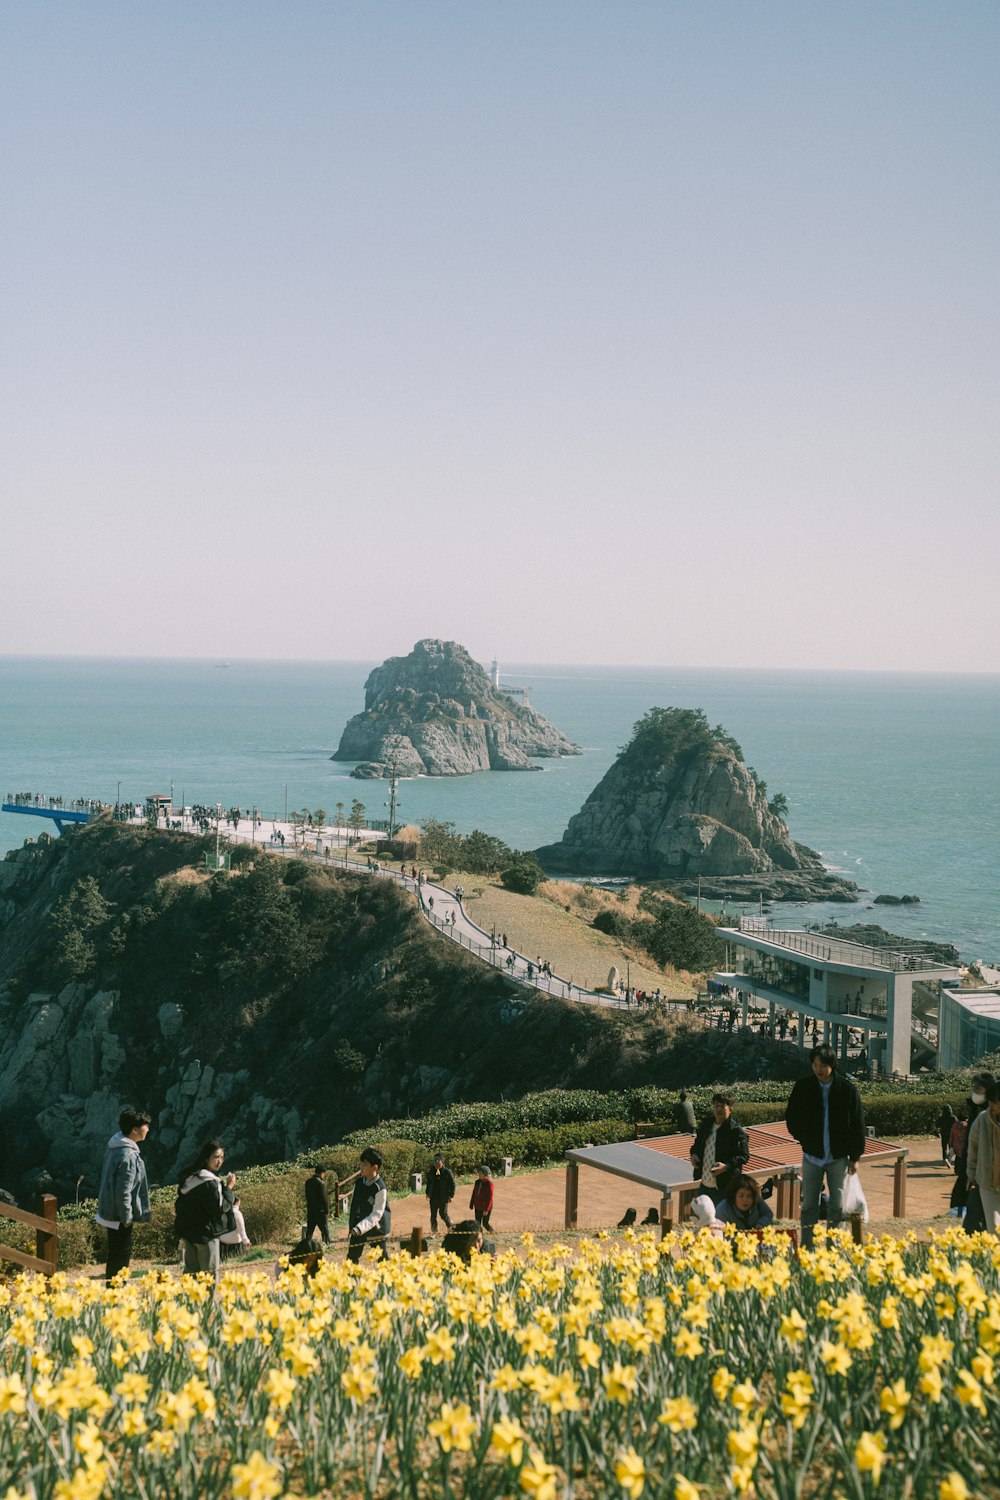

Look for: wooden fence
[0,1194,59,1275]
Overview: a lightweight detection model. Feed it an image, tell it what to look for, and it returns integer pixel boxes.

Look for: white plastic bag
[842,1172,869,1223]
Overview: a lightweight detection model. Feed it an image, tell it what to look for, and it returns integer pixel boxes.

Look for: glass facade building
[938,985,1000,1071]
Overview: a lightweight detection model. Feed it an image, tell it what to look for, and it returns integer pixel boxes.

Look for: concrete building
[716,923,961,1075]
[938,982,1000,1070]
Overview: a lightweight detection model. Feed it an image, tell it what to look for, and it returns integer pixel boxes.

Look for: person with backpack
[174,1138,236,1282]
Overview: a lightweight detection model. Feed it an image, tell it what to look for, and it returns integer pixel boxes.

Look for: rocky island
[332,638,580,778]
[535,706,858,903]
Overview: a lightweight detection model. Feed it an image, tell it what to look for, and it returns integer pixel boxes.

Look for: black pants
[429,1200,453,1233]
[306,1212,330,1244]
[474,1210,493,1232]
[347,1230,388,1264]
[951,1159,969,1210]
[105,1223,133,1284]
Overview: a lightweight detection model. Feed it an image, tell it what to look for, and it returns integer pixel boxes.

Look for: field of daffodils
[2,1225,999,1499]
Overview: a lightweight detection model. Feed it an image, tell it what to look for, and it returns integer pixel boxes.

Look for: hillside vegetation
[0,823,789,1201]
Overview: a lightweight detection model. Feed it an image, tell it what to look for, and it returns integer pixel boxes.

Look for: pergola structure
[564,1122,908,1234]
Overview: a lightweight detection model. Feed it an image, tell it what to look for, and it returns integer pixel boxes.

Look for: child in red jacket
[470,1165,494,1232]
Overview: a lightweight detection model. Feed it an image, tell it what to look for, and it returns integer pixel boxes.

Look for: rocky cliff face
[535,707,857,902]
[332,639,579,777]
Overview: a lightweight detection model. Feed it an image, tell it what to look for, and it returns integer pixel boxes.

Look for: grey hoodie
[96,1132,151,1228]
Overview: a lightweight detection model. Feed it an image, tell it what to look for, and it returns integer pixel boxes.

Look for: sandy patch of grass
[439,870,694,997]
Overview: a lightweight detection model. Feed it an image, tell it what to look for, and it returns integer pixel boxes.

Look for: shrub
[500,855,545,895]
[131,1202,180,1263]
[592,910,632,940]
[238,1175,309,1244]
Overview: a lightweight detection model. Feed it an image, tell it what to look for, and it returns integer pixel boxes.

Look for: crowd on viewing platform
[4,791,107,812]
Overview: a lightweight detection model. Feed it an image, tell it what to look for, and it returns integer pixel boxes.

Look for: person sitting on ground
[715,1174,775,1231]
[441,1218,494,1262]
[285,1237,321,1278]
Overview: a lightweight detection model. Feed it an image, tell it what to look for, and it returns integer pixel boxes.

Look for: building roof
[720,925,959,977]
[941,984,1000,1021]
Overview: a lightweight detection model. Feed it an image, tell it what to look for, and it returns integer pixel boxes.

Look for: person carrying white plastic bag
[842,1170,869,1223]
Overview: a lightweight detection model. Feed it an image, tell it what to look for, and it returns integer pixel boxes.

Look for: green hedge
[337,1068,988,1148]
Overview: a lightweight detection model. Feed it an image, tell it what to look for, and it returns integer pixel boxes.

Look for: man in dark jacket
[305,1164,330,1245]
[690,1093,750,1203]
[785,1044,866,1246]
[425,1153,456,1233]
[348,1147,391,1263]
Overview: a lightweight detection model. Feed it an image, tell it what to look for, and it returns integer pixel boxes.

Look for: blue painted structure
[2,804,93,835]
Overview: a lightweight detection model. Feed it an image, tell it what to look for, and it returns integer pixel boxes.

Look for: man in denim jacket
[96,1106,152,1283]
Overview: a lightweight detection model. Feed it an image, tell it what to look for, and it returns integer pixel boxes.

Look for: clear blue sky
[2,2,997,670]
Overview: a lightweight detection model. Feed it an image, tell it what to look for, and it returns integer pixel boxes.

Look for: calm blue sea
[1,657,997,961]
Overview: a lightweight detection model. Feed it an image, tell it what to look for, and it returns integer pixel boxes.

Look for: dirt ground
[337,1136,963,1246]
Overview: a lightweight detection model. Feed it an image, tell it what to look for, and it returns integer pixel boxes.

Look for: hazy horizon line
[2,651,998,681]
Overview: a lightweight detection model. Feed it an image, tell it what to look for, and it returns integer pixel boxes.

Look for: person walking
[96,1106,152,1284]
[961,1072,998,1229]
[690,1093,750,1203]
[348,1147,391,1262]
[174,1139,237,1282]
[470,1165,494,1232]
[966,1081,1000,1234]
[785,1044,866,1247]
[938,1102,957,1165]
[305,1164,330,1244]
[426,1153,456,1234]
